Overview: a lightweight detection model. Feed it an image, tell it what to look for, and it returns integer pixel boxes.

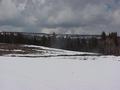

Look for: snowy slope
[5,45,98,57]
[0,45,120,90]
[0,55,120,90]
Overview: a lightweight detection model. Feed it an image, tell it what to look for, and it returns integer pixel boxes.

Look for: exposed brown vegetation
[0,43,44,56]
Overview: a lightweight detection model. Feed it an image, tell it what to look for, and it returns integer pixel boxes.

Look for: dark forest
[0,32,119,55]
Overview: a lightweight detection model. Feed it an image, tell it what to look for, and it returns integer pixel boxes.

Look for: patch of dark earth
[18,54,101,58]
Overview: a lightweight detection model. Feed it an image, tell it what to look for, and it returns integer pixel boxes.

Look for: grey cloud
[0,0,119,34]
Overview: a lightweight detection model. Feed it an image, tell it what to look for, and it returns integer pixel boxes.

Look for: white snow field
[0,45,120,90]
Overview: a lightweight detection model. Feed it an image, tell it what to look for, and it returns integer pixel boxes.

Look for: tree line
[0,32,119,55]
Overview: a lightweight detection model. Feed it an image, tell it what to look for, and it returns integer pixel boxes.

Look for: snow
[6,45,97,57]
[0,56,120,90]
[0,45,120,90]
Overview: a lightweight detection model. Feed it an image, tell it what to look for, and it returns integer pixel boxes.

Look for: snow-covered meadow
[0,45,120,90]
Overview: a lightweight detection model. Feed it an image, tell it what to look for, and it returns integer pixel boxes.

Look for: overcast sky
[0,0,120,34]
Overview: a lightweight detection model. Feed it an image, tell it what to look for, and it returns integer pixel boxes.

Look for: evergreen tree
[101,31,106,40]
